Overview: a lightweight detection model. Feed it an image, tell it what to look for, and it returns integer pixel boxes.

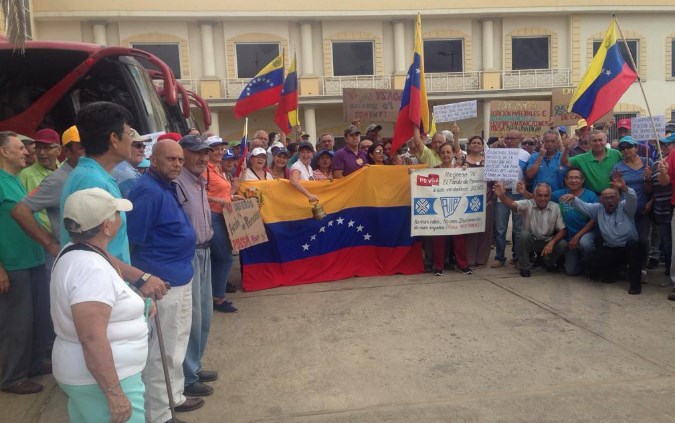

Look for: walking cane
[153,304,177,422]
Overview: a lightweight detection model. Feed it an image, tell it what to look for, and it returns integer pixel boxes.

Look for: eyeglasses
[131,142,145,150]
[618,144,634,151]
[521,142,535,146]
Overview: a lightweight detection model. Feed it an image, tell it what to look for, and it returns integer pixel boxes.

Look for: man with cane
[127,140,202,423]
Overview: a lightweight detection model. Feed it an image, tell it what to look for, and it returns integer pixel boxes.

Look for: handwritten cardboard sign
[631,115,666,142]
[550,87,613,126]
[342,88,402,123]
[433,100,478,123]
[222,199,268,253]
[410,167,486,236]
[483,148,521,181]
[489,100,550,137]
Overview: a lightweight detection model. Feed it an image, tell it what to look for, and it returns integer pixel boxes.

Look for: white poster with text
[410,168,486,236]
[631,116,666,142]
[433,100,478,123]
[483,148,521,181]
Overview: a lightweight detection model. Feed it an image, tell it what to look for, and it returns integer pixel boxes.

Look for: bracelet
[133,273,152,289]
[106,383,120,392]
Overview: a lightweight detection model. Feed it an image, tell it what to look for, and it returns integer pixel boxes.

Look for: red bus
[0,37,210,137]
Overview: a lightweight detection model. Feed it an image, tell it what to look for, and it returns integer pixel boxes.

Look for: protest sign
[410,168,486,236]
[631,115,666,142]
[483,148,521,181]
[489,100,550,137]
[550,88,613,126]
[342,88,402,123]
[222,199,268,253]
[433,100,478,123]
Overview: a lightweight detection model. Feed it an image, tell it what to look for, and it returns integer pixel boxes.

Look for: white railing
[178,79,199,94]
[425,71,481,92]
[224,79,251,99]
[321,75,392,96]
[502,68,572,89]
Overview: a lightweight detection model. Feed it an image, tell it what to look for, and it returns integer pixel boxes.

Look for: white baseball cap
[250,147,268,157]
[64,188,132,233]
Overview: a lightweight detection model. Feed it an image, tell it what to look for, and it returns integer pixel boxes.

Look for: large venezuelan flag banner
[238,166,423,291]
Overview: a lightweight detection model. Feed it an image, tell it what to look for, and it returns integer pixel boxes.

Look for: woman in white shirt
[51,188,148,423]
[290,142,318,202]
[243,147,273,181]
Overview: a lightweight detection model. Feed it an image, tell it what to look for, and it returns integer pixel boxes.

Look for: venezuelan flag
[568,20,637,125]
[238,166,423,291]
[392,14,430,155]
[233,53,284,119]
[274,53,300,133]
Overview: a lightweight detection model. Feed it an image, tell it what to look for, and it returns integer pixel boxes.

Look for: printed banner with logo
[410,168,486,236]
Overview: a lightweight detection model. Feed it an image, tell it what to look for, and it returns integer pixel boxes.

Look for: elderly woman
[244,147,273,181]
[431,142,472,275]
[613,136,653,265]
[367,143,386,165]
[269,148,290,179]
[290,142,319,202]
[51,188,147,423]
[206,144,240,313]
[461,135,496,267]
[311,149,334,181]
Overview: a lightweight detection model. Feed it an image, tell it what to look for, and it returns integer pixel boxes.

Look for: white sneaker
[640,270,647,284]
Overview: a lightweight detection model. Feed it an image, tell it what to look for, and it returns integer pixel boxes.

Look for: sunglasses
[618,144,634,151]
[521,142,535,146]
[132,142,146,150]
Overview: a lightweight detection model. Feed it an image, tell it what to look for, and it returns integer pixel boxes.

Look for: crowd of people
[1,99,675,423]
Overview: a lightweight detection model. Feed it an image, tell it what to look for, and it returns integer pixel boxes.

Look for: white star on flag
[363,233,372,240]
[336,217,344,225]
[605,69,612,76]
[348,220,355,227]
[415,68,420,74]
[328,220,334,227]
[319,227,326,233]
[302,243,310,251]
[356,225,364,232]
[310,235,317,241]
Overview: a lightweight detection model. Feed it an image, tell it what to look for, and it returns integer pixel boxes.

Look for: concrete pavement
[2,259,675,423]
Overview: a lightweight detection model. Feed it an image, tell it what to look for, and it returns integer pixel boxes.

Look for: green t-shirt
[18,161,55,231]
[0,169,45,271]
[416,145,442,168]
[569,148,622,194]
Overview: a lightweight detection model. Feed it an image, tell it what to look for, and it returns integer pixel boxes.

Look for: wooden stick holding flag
[390,13,429,157]
[612,14,663,160]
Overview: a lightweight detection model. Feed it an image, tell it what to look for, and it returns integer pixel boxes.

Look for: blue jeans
[494,192,523,263]
[210,211,234,299]
[183,248,213,385]
[564,232,596,275]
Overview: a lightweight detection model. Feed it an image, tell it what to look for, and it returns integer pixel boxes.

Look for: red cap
[617,118,631,130]
[157,132,182,142]
[34,128,61,145]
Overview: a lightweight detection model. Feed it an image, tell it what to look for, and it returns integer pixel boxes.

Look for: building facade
[12,1,675,141]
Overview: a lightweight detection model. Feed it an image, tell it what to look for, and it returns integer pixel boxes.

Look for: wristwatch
[134,273,152,289]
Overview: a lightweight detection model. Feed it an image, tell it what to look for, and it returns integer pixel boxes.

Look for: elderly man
[526,130,566,192]
[19,128,62,231]
[175,135,219,398]
[562,129,621,195]
[333,125,367,178]
[492,129,531,268]
[364,124,382,142]
[318,133,335,151]
[561,173,644,294]
[0,131,47,394]
[495,181,567,277]
[59,102,167,300]
[111,128,150,198]
[412,124,460,168]
[127,140,203,422]
[569,119,591,157]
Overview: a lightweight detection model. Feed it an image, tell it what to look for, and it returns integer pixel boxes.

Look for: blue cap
[660,133,675,144]
[222,149,235,160]
[178,135,213,152]
[618,136,637,146]
[557,126,567,134]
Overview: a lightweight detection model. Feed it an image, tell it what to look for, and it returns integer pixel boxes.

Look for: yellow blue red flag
[568,20,637,125]
[238,166,423,291]
[233,53,284,118]
[274,52,300,133]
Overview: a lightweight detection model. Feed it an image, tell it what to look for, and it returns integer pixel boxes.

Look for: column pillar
[480,19,501,90]
[200,22,216,76]
[303,107,317,145]
[299,21,320,96]
[92,22,107,46]
[393,20,406,73]
[483,100,491,139]
[209,111,220,135]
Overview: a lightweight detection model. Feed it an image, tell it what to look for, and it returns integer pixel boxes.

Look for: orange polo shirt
[205,162,231,214]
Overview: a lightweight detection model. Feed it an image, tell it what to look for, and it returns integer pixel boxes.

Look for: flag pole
[612,13,662,160]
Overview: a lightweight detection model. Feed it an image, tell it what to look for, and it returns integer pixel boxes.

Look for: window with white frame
[424,39,463,73]
[132,43,182,78]
[235,43,280,79]
[593,39,638,72]
[332,41,374,76]
[512,36,550,70]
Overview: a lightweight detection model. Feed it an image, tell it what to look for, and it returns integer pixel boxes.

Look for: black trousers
[583,240,645,291]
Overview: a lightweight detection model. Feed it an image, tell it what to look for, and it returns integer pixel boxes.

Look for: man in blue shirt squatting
[560,171,645,295]
[127,139,202,422]
[59,101,168,301]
